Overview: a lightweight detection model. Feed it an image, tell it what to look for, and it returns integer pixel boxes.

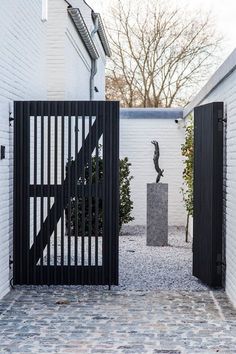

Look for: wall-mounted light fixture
[174,118,185,128]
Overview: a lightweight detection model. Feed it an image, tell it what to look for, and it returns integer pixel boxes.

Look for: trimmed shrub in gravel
[65,156,134,236]
[119,157,134,228]
[181,116,193,242]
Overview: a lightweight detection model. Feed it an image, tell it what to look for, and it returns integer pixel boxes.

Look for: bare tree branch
[105,0,222,107]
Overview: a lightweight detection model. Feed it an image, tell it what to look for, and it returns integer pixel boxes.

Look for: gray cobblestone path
[0,287,235,353]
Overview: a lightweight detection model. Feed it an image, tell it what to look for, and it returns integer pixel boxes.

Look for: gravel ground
[42,226,208,291]
[117,226,208,291]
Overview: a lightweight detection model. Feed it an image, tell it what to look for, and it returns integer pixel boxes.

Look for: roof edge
[120,107,183,119]
[184,48,236,118]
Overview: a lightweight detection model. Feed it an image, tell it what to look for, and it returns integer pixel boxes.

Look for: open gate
[193,102,223,287]
[14,101,119,286]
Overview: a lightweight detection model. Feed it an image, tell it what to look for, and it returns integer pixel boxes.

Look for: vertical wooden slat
[95,102,99,283]
[108,103,112,288]
[20,102,24,284]
[54,102,58,283]
[103,102,111,286]
[88,103,92,283]
[24,102,30,285]
[33,102,37,284]
[20,102,25,284]
[74,102,79,280]
[47,102,51,285]
[40,101,44,285]
[13,102,19,284]
[81,103,85,284]
[61,103,65,283]
[67,102,72,283]
[111,102,120,285]
[102,101,106,285]
[14,102,24,284]
[21,102,25,284]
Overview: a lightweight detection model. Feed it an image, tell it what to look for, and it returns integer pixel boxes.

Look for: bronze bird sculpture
[151,140,164,183]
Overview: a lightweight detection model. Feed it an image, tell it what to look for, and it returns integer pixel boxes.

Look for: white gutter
[90,14,99,100]
[68,8,99,60]
[92,12,111,57]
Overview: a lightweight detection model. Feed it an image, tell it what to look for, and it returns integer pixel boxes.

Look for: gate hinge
[9,115,14,126]
[216,261,225,265]
[9,256,13,269]
[9,102,14,126]
[218,118,227,123]
[218,109,227,123]
[216,260,226,269]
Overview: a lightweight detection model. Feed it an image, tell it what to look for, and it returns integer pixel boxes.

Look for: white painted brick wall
[0,103,11,297]
[197,69,236,307]
[0,0,109,300]
[65,18,91,100]
[120,115,187,226]
[48,0,106,100]
[0,0,47,299]
[47,0,67,100]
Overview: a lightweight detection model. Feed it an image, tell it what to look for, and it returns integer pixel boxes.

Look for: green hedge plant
[181,116,193,242]
[65,156,134,235]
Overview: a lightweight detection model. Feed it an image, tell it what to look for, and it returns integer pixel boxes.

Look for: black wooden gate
[14,101,119,286]
[193,102,223,287]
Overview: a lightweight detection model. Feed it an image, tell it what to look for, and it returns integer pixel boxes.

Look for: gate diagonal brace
[28,116,103,265]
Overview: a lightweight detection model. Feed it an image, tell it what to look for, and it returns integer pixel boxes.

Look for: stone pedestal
[147,183,168,246]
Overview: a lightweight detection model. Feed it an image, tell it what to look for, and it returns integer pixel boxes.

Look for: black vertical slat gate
[193,102,223,287]
[14,101,119,286]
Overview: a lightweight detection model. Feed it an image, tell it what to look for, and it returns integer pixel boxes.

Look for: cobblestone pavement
[0,287,236,353]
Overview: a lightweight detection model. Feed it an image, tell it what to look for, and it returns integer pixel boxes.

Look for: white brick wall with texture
[194,69,236,307]
[0,103,11,297]
[0,0,107,299]
[120,114,187,227]
[0,0,47,299]
[48,0,106,101]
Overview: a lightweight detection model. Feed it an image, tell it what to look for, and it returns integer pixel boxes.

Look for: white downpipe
[90,15,99,100]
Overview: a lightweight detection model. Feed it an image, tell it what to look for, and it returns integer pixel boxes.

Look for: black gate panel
[14,101,119,286]
[193,102,223,287]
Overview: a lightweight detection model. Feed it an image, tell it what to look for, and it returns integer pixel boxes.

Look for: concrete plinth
[147,183,168,246]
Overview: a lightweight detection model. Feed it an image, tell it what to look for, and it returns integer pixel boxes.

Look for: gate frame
[193,101,224,287]
[13,101,119,286]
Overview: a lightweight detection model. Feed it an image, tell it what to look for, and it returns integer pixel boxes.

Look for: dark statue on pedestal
[151,140,164,183]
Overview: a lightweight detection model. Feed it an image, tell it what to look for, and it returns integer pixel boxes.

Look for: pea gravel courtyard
[0,228,236,353]
[118,227,207,291]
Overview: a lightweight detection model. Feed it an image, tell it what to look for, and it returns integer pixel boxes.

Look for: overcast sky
[87,0,236,64]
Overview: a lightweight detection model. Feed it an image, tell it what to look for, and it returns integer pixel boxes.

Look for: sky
[87,0,236,64]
